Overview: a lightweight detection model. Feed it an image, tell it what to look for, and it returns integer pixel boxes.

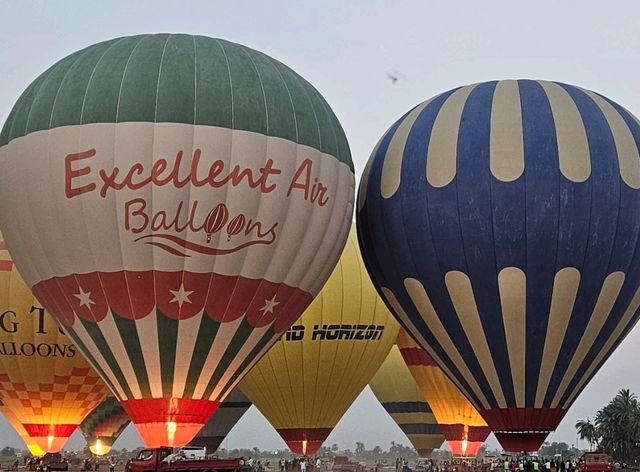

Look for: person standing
[301,459,307,472]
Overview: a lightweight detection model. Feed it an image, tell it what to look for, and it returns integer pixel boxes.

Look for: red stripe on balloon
[23,424,77,437]
[121,398,219,424]
[0,260,13,271]
[276,428,333,455]
[33,271,313,334]
[481,407,567,452]
[398,346,438,367]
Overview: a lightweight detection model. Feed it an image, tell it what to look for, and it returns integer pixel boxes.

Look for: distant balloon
[0,236,108,453]
[0,34,355,447]
[80,397,131,456]
[369,344,444,457]
[357,80,640,451]
[396,331,488,456]
[0,399,45,456]
[189,388,251,453]
[240,228,399,455]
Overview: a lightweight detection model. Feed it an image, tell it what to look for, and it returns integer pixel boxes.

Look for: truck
[578,452,612,472]
[331,457,365,472]
[126,447,251,472]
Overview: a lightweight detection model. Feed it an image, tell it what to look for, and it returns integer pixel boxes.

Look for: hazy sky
[1,0,640,453]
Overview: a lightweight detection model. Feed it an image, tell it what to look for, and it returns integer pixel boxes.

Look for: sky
[1,0,640,453]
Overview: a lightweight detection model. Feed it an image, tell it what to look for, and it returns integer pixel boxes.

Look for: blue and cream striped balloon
[356,80,640,452]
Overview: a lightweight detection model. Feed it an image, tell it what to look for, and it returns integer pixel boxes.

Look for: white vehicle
[178,447,207,460]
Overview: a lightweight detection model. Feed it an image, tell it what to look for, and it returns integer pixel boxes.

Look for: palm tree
[575,418,599,450]
[594,389,640,464]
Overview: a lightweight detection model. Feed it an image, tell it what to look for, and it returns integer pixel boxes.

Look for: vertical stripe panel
[498,267,526,408]
[382,288,480,407]
[426,85,477,187]
[455,81,514,407]
[519,79,561,406]
[381,99,436,199]
[110,315,149,398]
[545,83,621,405]
[67,322,127,399]
[172,313,202,398]
[551,272,625,407]
[562,285,640,407]
[535,268,580,407]
[192,316,244,398]
[357,136,382,211]
[135,309,162,398]
[403,278,490,409]
[445,271,507,408]
[539,81,591,183]
[208,324,271,399]
[581,89,640,189]
[490,80,524,182]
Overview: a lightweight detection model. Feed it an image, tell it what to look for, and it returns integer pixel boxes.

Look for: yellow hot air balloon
[396,331,488,457]
[0,237,109,453]
[240,228,399,455]
[0,399,45,456]
[369,345,444,457]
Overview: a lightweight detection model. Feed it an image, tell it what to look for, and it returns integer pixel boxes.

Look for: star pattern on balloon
[259,295,279,315]
[169,284,194,308]
[74,287,96,309]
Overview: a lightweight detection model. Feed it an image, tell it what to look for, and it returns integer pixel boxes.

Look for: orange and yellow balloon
[0,237,108,453]
[369,344,444,457]
[0,399,45,456]
[240,228,399,455]
[396,331,489,457]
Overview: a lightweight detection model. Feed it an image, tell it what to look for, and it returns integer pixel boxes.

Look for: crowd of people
[495,458,578,472]
[276,457,324,472]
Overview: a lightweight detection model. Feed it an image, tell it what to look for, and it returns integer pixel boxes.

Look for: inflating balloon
[0,237,108,453]
[369,344,444,457]
[189,388,251,453]
[357,79,640,451]
[0,33,355,447]
[240,228,399,455]
[80,397,131,456]
[396,331,488,456]
[0,399,45,456]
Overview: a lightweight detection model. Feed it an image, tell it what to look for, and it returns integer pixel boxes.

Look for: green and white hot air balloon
[0,34,355,448]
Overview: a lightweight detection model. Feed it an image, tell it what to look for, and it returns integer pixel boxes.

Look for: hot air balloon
[0,236,108,453]
[189,388,251,453]
[369,344,444,457]
[240,228,399,455]
[0,399,45,456]
[80,397,131,456]
[396,331,488,456]
[357,79,640,451]
[0,34,355,448]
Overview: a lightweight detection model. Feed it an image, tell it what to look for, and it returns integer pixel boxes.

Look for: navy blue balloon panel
[357,80,640,452]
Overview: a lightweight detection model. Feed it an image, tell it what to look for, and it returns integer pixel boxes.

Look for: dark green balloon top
[0,33,352,170]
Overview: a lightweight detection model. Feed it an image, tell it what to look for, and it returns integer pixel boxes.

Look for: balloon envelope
[80,397,131,456]
[0,400,45,456]
[189,388,251,453]
[357,79,640,451]
[396,331,488,456]
[0,34,354,447]
[0,237,108,453]
[240,228,399,455]
[369,344,444,457]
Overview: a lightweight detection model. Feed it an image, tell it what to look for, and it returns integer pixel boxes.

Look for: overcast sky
[1,0,640,453]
